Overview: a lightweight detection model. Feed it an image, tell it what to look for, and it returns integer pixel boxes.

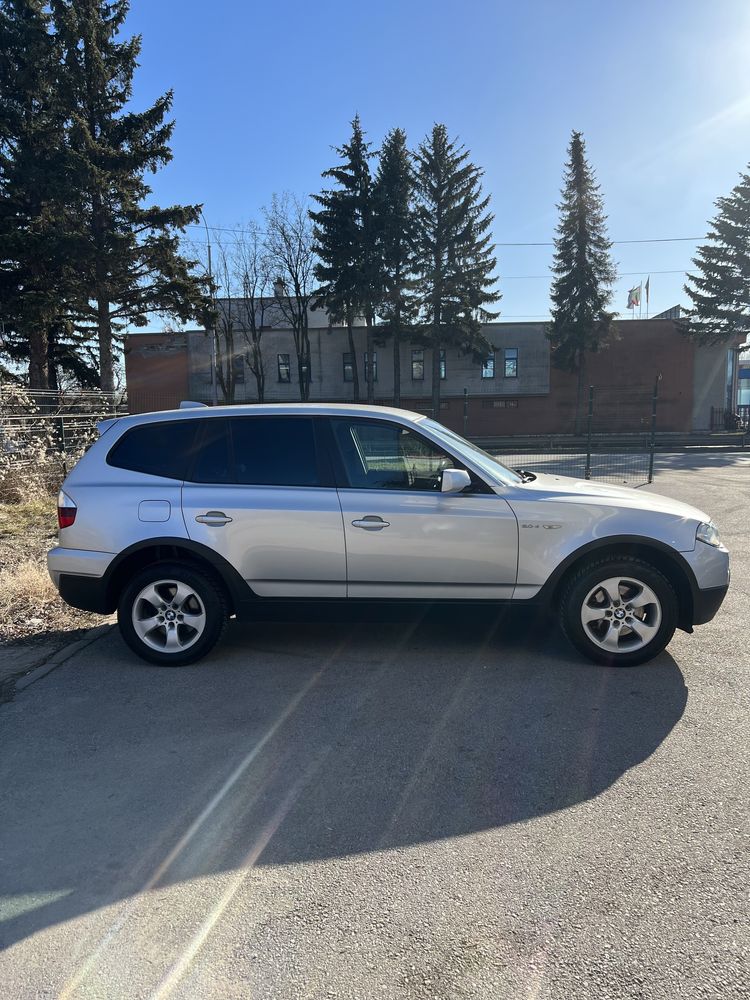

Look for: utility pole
[200,210,218,405]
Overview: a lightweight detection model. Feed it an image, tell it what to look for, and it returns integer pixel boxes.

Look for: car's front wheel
[118,562,228,666]
[560,556,678,666]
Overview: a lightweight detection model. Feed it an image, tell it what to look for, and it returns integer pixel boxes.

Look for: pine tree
[683,166,750,344]
[50,0,208,393]
[413,124,499,417]
[0,0,73,389]
[372,127,417,407]
[311,115,378,402]
[547,130,617,433]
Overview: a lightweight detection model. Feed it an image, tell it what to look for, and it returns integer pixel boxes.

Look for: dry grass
[0,559,60,639]
[0,491,102,643]
[0,497,56,539]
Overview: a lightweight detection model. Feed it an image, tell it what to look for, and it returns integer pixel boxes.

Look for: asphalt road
[1,453,748,999]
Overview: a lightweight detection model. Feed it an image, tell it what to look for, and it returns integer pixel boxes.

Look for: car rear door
[182,415,346,598]
[326,416,518,599]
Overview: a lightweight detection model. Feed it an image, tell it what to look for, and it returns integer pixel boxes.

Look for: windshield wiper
[514,468,537,483]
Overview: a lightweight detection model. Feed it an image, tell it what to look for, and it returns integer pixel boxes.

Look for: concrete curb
[12,624,115,695]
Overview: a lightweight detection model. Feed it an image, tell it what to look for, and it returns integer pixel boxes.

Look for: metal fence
[0,387,127,472]
[0,382,660,486]
[710,404,750,432]
[490,382,660,487]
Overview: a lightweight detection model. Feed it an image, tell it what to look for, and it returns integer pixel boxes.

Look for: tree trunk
[47,327,59,392]
[574,353,587,436]
[366,314,374,404]
[347,311,359,402]
[28,326,49,390]
[431,343,441,419]
[431,299,442,418]
[392,322,401,407]
[96,291,115,395]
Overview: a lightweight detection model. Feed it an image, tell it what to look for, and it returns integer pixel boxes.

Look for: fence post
[647,373,660,484]
[584,385,594,480]
[463,387,468,437]
[59,415,68,477]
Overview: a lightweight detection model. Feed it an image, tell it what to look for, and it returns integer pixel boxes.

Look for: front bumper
[681,540,730,626]
[692,583,730,626]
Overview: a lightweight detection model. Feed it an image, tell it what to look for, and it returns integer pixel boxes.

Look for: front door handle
[352,515,390,530]
[195,511,233,526]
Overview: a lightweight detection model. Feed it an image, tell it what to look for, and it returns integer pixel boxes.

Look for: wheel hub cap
[580,576,663,654]
[131,580,207,653]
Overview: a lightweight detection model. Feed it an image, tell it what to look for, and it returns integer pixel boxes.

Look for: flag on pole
[627,284,641,309]
[645,276,650,306]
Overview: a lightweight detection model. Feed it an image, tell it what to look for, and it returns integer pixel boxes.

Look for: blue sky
[125,0,750,323]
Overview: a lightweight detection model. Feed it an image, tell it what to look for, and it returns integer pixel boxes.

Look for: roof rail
[179,400,208,409]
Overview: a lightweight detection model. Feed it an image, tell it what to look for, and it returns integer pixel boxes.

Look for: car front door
[182,415,346,598]
[327,417,518,599]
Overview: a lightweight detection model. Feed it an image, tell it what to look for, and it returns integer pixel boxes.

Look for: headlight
[696,522,721,547]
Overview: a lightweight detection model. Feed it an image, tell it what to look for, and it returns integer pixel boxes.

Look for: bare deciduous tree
[264,194,316,402]
[235,222,273,403]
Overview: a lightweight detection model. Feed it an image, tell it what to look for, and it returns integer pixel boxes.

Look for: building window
[482,353,495,379]
[411,349,424,381]
[343,352,354,382]
[277,353,291,383]
[440,349,446,380]
[364,351,378,383]
[504,348,518,378]
[232,354,245,385]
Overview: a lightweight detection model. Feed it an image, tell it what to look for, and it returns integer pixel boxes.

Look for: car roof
[103,402,429,434]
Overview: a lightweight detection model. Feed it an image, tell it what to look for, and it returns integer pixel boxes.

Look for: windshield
[419,418,524,486]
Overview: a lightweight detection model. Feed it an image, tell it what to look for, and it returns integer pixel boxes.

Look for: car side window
[332,419,455,491]
[229,417,320,487]
[107,420,198,479]
[189,418,233,484]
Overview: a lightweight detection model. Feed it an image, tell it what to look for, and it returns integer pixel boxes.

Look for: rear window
[107,420,198,479]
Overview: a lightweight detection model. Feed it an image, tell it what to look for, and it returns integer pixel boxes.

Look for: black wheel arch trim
[94,537,253,615]
[535,534,701,630]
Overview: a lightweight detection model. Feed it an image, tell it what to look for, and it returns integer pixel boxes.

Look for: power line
[503,268,695,280]
[495,236,703,246]
[184,222,705,247]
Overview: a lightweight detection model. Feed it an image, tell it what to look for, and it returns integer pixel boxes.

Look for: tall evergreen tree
[50,0,208,393]
[0,0,73,389]
[547,130,617,433]
[683,166,750,344]
[413,124,499,417]
[372,127,417,407]
[311,115,378,402]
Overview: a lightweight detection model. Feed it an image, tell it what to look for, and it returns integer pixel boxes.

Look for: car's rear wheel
[118,562,228,666]
[559,556,678,666]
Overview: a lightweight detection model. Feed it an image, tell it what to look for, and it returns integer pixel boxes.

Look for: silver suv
[48,403,729,668]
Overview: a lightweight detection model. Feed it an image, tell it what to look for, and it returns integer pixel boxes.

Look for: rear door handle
[195,511,233,526]
[352,516,390,530]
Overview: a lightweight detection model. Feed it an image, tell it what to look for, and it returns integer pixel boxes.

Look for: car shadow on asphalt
[0,605,688,951]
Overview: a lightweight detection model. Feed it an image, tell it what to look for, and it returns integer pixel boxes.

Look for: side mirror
[441,468,472,493]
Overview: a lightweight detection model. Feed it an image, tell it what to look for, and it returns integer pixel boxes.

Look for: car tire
[559,555,678,667]
[117,561,228,666]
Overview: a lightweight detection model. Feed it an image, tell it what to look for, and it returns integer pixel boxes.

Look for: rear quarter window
[107,420,198,480]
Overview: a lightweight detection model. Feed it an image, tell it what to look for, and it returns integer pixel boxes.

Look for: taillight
[57,490,77,530]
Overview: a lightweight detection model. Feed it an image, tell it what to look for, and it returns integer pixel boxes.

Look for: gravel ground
[0,452,747,999]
